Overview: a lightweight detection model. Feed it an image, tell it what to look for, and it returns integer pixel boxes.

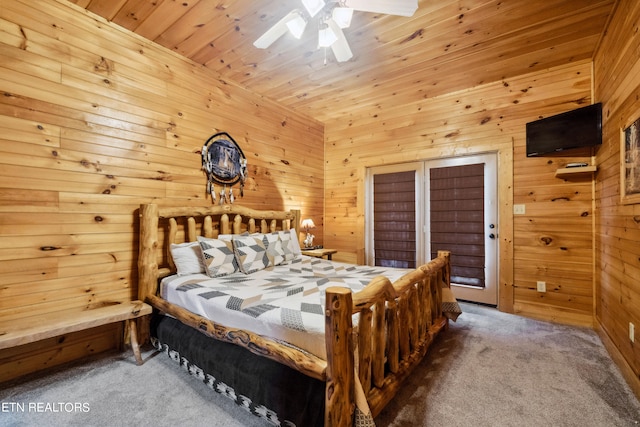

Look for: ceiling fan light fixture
[255,0,416,61]
[286,13,307,39]
[318,25,338,47]
[301,0,326,18]
[332,7,353,28]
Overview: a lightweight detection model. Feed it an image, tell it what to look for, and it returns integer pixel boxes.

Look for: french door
[366,154,498,305]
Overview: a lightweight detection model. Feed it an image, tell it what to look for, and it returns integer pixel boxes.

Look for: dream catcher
[201,132,248,204]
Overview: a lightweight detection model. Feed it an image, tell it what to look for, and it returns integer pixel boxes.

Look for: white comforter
[160,255,411,359]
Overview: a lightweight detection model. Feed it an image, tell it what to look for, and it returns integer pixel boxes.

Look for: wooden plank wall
[3,0,637,391]
[593,0,640,395]
[324,60,595,326]
[0,0,324,383]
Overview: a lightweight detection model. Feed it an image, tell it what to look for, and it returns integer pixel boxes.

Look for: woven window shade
[430,163,485,288]
[373,171,416,268]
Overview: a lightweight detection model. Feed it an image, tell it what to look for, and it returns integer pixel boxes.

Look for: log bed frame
[138,203,451,426]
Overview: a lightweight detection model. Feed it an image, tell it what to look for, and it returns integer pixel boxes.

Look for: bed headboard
[138,204,301,300]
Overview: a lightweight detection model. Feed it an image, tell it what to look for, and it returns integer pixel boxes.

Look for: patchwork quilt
[160,256,412,359]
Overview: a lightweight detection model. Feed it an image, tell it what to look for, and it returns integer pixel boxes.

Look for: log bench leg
[128,318,143,365]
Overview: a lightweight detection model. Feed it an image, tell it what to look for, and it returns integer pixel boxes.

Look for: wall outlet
[630,322,635,343]
[514,204,526,215]
[536,281,546,292]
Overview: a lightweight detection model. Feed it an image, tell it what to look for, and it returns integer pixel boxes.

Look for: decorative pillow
[197,237,239,277]
[170,242,206,276]
[278,230,295,263]
[258,232,286,267]
[288,228,302,257]
[232,235,270,274]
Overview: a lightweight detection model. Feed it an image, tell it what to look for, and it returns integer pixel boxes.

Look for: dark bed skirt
[150,314,325,427]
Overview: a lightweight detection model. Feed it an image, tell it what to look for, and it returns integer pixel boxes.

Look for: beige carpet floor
[1,302,639,426]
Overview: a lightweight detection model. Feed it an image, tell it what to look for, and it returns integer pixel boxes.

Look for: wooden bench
[0,300,152,365]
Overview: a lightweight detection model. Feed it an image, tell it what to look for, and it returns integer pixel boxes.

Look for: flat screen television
[526,103,602,157]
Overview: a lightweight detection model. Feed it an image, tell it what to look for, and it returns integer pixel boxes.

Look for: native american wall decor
[201,132,247,204]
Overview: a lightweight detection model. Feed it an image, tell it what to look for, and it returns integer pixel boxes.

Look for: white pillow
[170,242,205,276]
[232,235,270,274]
[197,236,239,277]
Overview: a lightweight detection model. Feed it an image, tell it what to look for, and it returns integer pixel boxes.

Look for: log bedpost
[437,250,451,286]
[167,217,177,272]
[325,287,355,427]
[138,204,159,302]
[291,209,301,242]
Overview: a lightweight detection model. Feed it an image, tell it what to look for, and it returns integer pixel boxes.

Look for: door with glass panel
[366,154,498,305]
[366,162,425,270]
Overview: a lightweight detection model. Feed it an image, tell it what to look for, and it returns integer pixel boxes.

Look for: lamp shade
[286,12,307,38]
[302,0,325,17]
[318,25,338,47]
[332,7,353,28]
[301,218,316,230]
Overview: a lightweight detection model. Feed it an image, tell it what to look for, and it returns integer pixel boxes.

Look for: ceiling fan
[253,0,419,63]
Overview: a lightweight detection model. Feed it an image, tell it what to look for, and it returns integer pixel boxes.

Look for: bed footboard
[325,251,451,424]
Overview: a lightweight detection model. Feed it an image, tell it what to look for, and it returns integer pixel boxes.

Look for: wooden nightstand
[301,248,337,260]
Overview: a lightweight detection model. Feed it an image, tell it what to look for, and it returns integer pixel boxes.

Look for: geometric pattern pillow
[232,235,269,274]
[197,237,239,277]
[288,228,302,257]
[278,230,294,263]
[170,241,206,275]
[260,232,285,267]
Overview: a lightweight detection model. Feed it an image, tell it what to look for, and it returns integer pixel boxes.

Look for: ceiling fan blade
[344,0,418,17]
[327,19,353,62]
[253,10,299,49]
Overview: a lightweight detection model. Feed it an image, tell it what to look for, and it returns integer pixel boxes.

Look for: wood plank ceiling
[69,0,616,123]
